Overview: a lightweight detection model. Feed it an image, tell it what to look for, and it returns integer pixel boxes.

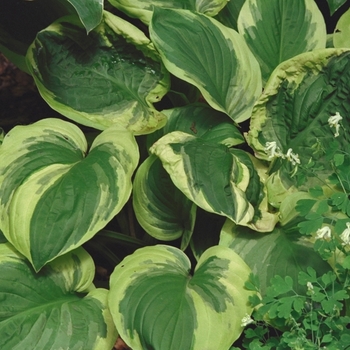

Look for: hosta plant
[1,0,350,349]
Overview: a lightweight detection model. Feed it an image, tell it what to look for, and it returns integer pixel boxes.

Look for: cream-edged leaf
[150,8,262,123]
[26,12,170,135]
[0,243,117,349]
[0,118,139,270]
[108,244,253,350]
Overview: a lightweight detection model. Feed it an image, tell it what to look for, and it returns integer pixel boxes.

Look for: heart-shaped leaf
[237,0,327,82]
[149,8,262,123]
[0,243,117,349]
[0,118,139,271]
[133,154,197,246]
[26,12,170,135]
[220,220,331,296]
[108,244,253,350]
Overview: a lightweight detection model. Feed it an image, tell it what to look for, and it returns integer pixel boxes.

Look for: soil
[0,53,63,132]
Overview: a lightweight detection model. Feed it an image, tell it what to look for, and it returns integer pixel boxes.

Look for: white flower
[340,222,350,246]
[315,226,331,240]
[285,148,300,166]
[328,112,343,137]
[241,314,254,327]
[264,141,283,159]
[307,282,313,290]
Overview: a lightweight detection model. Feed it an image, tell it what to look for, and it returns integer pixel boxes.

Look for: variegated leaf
[133,155,196,246]
[149,8,262,123]
[0,118,139,271]
[147,103,245,150]
[26,12,170,135]
[237,0,327,82]
[108,244,254,350]
[0,243,117,349]
[150,131,257,225]
[108,0,228,25]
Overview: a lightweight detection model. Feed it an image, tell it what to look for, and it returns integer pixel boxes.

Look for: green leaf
[108,0,229,24]
[147,103,245,150]
[194,0,229,16]
[298,217,324,235]
[334,153,345,166]
[0,119,139,271]
[67,0,103,33]
[267,276,294,297]
[109,245,254,350]
[215,0,245,31]
[133,155,197,245]
[327,0,348,15]
[220,221,331,296]
[150,8,262,123]
[295,199,317,215]
[309,186,324,198]
[298,266,318,285]
[334,8,350,48]
[0,243,117,349]
[246,49,350,193]
[26,12,170,135]
[342,255,350,269]
[238,0,327,82]
[150,131,257,226]
[278,191,313,226]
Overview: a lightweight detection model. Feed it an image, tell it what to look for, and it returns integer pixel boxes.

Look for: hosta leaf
[147,103,245,150]
[108,244,254,350]
[327,0,348,15]
[26,12,170,135]
[0,118,139,271]
[334,8,350,48]
[67,0,103,33]
[0,243,117,349]
[195,0,229,16]
[150,8,262,123]
[215,0,245,31]
[108,0,228,25]
[150,131,257,225]
[219,220,331,296]
[133,155,197,245]
[238,0,327,82]
[246,49,350,195]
